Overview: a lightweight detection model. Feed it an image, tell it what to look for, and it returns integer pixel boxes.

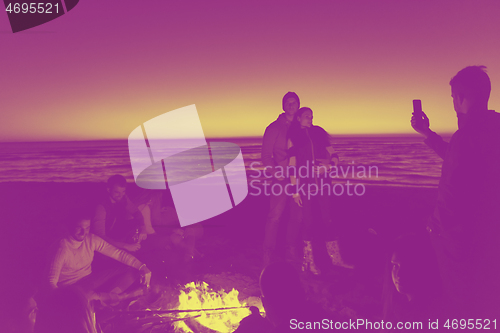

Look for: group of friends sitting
[1,174,205,333]
[2,164,498,333]
[2,204,443,333]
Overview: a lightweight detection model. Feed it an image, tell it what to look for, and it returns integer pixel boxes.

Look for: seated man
[92,174,147,252]
[47,213,151,301]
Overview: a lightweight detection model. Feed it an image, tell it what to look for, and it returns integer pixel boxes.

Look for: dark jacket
[425,110,500,240]
[262,113,293,178]
[288,125,330,165]
[92,194,144,241]
[287,125,331,185]
[425,110,500,316]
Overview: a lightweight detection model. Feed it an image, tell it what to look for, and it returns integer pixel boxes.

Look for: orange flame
[173,281,252,333]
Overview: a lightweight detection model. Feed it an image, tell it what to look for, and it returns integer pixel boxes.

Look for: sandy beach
[0,181,438,326]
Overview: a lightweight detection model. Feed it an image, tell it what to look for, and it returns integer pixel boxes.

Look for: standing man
[262,92,302,266]
[411,66,500,318]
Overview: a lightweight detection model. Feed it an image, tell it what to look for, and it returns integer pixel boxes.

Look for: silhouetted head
[295,107,313,128]
[249,306,260,316]
[450,66,490,114]
[260,262,305,327]
[0,285,37,333]
[389,233,440,302]
[282,92,300,117]
[34,287,95,333]
[382,233,443,321]
[107,174,127,202]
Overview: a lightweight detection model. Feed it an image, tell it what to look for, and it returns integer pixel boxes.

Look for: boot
[326,240,354,269]
[302,241,321,275]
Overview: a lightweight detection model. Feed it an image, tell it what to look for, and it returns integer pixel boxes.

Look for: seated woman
[134,189,204,262]
[383,233,443,327]
[287,107,352,274]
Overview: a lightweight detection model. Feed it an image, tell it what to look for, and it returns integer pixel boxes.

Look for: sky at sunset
[1,0,500,141]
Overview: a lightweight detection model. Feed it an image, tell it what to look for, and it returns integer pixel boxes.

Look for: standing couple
[261,92,352,274]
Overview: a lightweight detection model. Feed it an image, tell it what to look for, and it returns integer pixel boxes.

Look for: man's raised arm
[411,110,448,159]
[92,234,151,287]
[424,132,448,160]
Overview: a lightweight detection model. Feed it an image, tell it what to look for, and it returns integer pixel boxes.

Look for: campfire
[171,281,262,333]
[108,276,264,333]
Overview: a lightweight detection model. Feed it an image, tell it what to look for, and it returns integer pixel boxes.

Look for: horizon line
[0,132,455,144]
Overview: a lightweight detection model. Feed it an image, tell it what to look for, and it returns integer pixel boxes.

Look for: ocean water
[0,136,444,187]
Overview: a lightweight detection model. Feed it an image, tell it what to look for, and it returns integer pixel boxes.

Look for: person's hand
[138,232,148,242]
[314,163,330,176]
[411,111,433,138]
[123,242,141,252]
[139,265,152,288]
[293,194,302,207]
[138,226,148,242]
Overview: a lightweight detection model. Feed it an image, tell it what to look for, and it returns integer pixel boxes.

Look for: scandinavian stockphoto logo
[128,105,248,227]
[4,0,79,33]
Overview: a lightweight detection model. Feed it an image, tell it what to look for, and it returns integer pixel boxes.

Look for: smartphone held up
[413,99,423,115]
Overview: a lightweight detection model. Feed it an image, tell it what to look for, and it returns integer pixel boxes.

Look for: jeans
[301,191,333,242]
[263,178,302,258]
